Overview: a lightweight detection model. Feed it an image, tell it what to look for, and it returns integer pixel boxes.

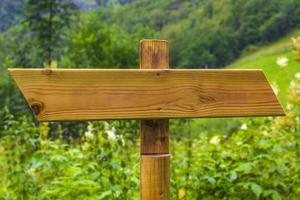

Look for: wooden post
[140,40,170,200]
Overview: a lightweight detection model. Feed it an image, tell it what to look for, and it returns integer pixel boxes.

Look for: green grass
[228,29,300,105]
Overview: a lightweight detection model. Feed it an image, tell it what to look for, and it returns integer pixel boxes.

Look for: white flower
[271,82,279,95]
[295,72,300,79]
[84,122,94,139]
[106,127,116,140]
[210,136,220,145]
[290,80,297,88]
[85,130,94,139]
[240,123,248,130]
[104,122,116,140]
[276,57,288,68]
[286,103,293,110]
[262,130,269,136]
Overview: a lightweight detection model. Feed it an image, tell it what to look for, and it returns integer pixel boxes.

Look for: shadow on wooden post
[140,39,170,200]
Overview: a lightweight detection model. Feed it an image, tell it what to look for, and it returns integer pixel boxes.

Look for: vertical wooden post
[140,39,170,200]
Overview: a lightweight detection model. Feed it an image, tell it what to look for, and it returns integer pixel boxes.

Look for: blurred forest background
[0,0,300,199]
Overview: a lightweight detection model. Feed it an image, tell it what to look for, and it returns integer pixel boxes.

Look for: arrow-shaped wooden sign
[9,68,284,121]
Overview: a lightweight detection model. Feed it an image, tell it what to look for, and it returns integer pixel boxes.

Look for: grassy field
[228,29,300,105]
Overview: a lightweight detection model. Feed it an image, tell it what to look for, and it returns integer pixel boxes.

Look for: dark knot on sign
[29,100,44,116]
[42,68,53,75]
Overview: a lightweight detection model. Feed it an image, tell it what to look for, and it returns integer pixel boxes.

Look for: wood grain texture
[140,119,169,154]
[140,40,169,155]
[140,39,169,69]
[141,155,170,200]
[9,68,285,121]
[140,40,170,200]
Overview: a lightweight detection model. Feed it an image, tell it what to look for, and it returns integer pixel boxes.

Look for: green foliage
[25,0,78,65]
[61,12,139,68]
[0,0,26,31]
[179,27,235,68]
[96,0,300,68]
[2,0,300,68]
[95,0,134,7]
[0,115,140,199]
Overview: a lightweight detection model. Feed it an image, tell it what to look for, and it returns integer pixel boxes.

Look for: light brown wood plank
[9,68,285,121]
[141,155,170,200]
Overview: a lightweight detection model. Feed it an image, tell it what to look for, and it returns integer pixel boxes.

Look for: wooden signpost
[10,39,285,200]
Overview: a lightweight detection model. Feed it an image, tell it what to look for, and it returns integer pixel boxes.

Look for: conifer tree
[25,0,78,66]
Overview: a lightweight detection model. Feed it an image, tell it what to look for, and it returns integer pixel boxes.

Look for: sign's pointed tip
[273,105,286,117]
[275,102,286,117]
[7,68,20,77]
[7,68,18,72]
[281,109,287,117]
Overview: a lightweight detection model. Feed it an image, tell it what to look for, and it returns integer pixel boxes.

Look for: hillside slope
[101,0,300,68]
[229,29,300,104]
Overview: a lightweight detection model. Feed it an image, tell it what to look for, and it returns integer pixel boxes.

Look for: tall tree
[25,0,78,66]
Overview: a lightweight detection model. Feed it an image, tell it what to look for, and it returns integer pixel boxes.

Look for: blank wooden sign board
[10,39,285,200]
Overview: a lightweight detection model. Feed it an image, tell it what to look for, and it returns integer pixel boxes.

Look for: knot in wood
[42,68,53,75]
[29,101,44,116]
